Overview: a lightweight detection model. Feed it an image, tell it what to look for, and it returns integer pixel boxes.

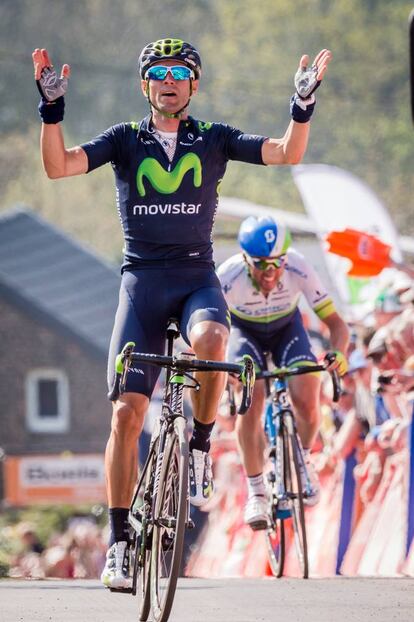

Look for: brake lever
[238,355,255,415]
[331,368,341,403]
[323,352,342,403]
[117,341,135,394]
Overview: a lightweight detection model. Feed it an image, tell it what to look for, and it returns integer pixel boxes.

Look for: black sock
[189,418,215,453]
[108,507,130,546]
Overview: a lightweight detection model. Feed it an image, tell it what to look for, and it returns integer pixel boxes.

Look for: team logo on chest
[136,153,202,197]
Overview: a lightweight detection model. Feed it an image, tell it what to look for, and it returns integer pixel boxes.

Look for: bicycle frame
[264,376,309,511]
[128,323,192,587]
[259,362,341,578]
[115,319,255,620]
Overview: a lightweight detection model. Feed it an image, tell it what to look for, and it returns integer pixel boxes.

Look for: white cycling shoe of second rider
[300,455,320,507]
[244,494,270,531]
[101,541,132,590]
[189,449,214,507]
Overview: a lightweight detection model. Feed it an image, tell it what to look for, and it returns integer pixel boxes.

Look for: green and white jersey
[217,249,336,333]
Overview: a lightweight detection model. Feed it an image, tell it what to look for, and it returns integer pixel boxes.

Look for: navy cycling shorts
[107,266,229,399]
[227,310,317,371]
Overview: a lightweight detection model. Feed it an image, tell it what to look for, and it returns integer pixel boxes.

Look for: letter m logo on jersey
[136,153,202,197]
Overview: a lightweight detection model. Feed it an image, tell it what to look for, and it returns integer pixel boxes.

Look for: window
[25,369,70,433]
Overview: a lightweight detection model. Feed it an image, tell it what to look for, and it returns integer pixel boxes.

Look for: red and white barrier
[186,437,410,578]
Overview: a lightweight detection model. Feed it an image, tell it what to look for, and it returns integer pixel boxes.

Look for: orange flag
[325,229,392,277]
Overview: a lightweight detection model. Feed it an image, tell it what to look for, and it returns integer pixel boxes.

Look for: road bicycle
[113,318,255,622]
[256,360,341,579]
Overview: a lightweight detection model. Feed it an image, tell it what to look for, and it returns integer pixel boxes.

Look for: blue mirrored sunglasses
[249,255,286,270]
[145,65,194,81]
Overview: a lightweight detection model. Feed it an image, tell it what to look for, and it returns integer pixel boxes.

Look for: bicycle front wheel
[285,415,309,578]
[130,435,159,621]
[150,416,189,622]
[265,516,285,578]
[264,431,286,578]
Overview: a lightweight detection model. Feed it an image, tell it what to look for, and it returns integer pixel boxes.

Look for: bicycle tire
[264,429,286,578]
[130,436,159,621]
[150,416,189,622]
[284,415,309,578]
[138,438,158,622]
[265,515,285,578]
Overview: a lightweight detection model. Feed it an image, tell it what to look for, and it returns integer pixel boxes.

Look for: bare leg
[105,392,149,507]
[288,373,321,448]
[189,320,229,424]
[235,379,267,475]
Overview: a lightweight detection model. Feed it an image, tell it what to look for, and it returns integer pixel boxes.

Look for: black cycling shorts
[227,309,317,370]
[107,266,229,399]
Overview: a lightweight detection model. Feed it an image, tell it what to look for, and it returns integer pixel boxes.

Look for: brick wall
[0,297,112,456]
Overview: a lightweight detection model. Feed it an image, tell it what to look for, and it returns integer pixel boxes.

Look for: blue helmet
[238,216,291,257]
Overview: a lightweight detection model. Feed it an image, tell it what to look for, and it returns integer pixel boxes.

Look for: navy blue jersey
[81,115,267,270]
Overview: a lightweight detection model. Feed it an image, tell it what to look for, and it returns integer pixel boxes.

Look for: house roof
[0,207,120,357]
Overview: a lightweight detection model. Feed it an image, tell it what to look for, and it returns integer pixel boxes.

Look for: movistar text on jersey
[133,203,201,216]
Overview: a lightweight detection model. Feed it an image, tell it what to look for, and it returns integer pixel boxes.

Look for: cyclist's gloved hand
[294,65,321,100]
[37,66,68,102]
[324,350,348,376]
[290,49,332,123]
[32,48,70,124]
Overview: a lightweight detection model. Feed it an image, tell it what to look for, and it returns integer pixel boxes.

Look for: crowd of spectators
[3,518,107,579]
[317,271,414,516]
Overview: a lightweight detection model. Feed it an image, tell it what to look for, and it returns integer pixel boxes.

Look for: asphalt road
[1,577,413,622]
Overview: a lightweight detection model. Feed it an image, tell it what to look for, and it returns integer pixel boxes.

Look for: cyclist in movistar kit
[218,216,349,530]
[32,39,332,587]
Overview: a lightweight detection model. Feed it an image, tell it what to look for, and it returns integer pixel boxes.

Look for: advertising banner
[4,454,106,505]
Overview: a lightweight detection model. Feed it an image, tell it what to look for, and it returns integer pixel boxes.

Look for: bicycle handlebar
[116,344,255,414]
[256,363,342,403]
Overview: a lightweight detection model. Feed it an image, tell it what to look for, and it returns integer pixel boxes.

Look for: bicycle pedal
[109,587,133,594]
[276,509,291,519]
[187,518,195,529]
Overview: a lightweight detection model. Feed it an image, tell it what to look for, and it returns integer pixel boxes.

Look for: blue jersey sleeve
[81,123,128,173]
[220,124,267,165]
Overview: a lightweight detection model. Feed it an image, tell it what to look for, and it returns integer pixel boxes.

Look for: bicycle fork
[162,376,194,531]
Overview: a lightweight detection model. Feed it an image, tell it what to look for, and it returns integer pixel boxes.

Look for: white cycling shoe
[100,541,132,590]
[189,449,214,507]
[244,494,270,531]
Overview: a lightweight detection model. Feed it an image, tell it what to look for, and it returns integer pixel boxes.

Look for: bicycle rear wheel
[150,416,189,622]
[284,415,309,578]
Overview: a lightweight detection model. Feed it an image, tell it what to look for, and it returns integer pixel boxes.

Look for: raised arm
[33,48,88,178]
[262,49,332,165]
